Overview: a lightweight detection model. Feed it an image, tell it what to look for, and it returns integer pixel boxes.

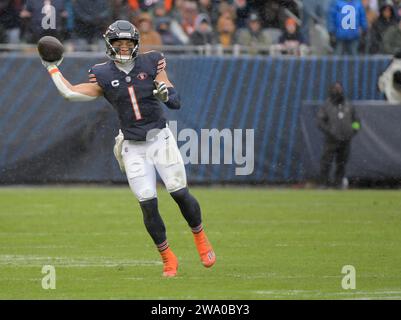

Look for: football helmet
[103,20,140,63]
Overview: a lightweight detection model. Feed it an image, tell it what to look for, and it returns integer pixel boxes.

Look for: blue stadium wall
[0,54,400,184]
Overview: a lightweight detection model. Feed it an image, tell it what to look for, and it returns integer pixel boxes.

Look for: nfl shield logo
[125,76,131,83]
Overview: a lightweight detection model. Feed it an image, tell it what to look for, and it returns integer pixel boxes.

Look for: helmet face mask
[104,20,140,64]
[107,38,139,63]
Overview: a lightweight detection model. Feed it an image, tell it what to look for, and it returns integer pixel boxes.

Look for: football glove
[41,57,64,69]
[113,129,125,173]
[153,80,169,102]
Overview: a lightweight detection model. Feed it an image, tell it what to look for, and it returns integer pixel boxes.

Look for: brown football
[37,36,64,62]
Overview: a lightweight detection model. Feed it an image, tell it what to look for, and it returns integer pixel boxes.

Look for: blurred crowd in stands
[1,0,401,56]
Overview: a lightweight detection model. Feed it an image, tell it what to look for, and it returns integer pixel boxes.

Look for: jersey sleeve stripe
[157,61,167,72]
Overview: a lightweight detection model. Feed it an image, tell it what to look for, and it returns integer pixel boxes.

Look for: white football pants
[121,127,187,202]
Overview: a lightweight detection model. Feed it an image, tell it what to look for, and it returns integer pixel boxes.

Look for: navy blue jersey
[89,51,168,141]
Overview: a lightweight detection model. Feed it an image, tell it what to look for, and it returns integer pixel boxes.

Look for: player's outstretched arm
[44,61,102,102]
[153,70,181,109]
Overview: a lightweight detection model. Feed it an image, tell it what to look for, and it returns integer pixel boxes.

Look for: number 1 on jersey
[128,86,142,120]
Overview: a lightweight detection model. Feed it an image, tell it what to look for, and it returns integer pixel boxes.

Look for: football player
[41,20,216,277]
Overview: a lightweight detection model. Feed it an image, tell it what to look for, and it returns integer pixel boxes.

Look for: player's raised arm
[38,36,102,101]
[45,64,103,101]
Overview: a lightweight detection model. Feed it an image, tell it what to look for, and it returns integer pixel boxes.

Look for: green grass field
[0,186,400,300]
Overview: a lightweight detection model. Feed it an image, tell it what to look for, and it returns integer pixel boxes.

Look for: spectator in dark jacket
[233,0,251,29]
[0,0,22,43]
[72,0,110,44]
[273,17,307,55]
[278,17,305,45]
[370,2,398,54]
[189,14,215,46]
[260,0,299,29]
[317,82,361,188]
[156,17,183,46]
[153,2,188,45]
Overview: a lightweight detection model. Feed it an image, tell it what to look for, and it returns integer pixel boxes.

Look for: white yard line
[0,255,161,267]
[254,289,401,299]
